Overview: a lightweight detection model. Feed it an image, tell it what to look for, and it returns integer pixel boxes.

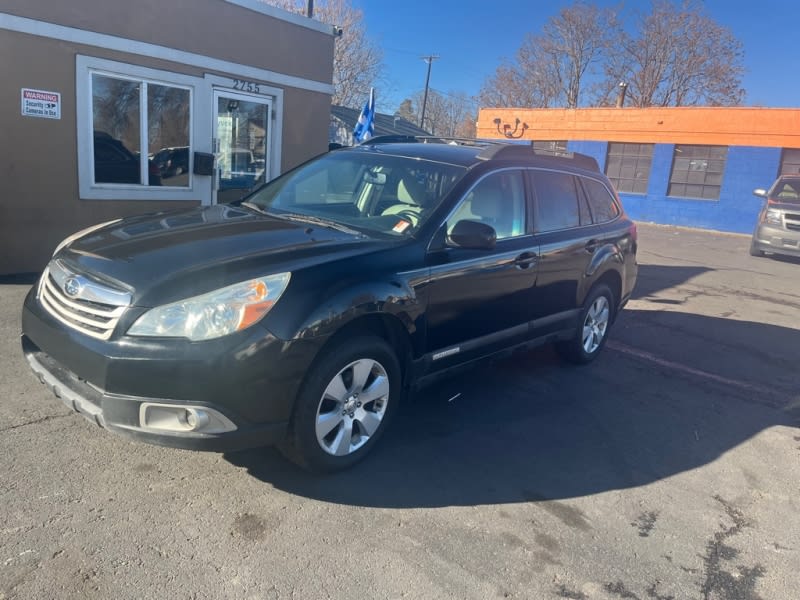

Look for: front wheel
[749,240,764,257]
[557,284,615,365]
[280,336,401,472]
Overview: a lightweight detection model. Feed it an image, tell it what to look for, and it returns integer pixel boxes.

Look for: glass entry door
[213,90,271,204]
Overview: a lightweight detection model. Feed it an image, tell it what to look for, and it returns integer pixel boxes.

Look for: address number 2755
[232,79,261,94]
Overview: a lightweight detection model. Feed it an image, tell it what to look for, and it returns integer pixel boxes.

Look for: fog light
[139,403,237,434]
[183,408,210,431]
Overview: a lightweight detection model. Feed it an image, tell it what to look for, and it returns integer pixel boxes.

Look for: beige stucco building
[1,0,335,274]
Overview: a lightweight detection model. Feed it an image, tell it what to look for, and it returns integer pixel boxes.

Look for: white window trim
[77,55,204,201]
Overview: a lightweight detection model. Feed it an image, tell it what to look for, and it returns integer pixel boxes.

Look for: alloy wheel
[582,295,610,354]
[314,358,390,456]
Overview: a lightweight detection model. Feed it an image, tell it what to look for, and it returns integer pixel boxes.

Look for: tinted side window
[582,178,620,223]
[531,171,580,232]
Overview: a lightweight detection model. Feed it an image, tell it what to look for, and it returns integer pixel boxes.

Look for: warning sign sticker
[21,88,61,120]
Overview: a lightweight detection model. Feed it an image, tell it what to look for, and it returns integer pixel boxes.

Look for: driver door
[424,169,540,366]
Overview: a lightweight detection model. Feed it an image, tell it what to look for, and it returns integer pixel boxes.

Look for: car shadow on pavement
[225,309,800,508]
[630,264,710,299]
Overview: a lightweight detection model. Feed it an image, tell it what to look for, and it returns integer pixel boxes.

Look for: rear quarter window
[582,178,620,223]
[531,170,580,232]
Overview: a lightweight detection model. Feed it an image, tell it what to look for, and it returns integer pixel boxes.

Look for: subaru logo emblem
[64,276,82,297]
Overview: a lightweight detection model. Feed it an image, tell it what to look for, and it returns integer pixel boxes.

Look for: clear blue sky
[351,0,799,113]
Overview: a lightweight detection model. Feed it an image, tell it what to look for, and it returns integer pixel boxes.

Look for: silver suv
[750,176,800,259]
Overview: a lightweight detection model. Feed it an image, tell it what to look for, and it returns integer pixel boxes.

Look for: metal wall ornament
[493,117,529,139]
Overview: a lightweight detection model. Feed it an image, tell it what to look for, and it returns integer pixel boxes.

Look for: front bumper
[753,224,800,258]
[23,341,287,451]
[21,286,327,451]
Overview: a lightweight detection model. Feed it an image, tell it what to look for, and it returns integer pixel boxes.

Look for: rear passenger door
[527,169,596,325]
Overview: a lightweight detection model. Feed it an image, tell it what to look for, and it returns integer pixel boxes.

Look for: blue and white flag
[353,88,375,143]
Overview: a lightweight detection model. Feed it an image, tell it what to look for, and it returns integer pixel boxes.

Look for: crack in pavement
[699,496,765,600]
[0,413,72,433]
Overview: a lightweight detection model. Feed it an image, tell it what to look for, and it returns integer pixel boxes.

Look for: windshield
[244,151,467,236]
[769,178,800,203]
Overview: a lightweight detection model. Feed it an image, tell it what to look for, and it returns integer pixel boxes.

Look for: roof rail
[476,144,600,172]
[413,136,503,147]
[360,135,420,145]
[359,135,504,148]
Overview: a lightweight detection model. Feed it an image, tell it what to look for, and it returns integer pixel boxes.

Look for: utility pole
[419,55,439,130]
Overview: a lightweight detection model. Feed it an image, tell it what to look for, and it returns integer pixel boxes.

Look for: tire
[280,336,401,472]
[557,284,615,365]
[749,241,764,257]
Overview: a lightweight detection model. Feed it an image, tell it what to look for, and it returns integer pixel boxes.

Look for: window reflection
[149,84,190,187]
[92,76,141,184]
[216,97,268,203]
[91,73,191,188]
[533,171,581,232]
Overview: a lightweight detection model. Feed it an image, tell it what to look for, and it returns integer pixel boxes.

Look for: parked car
[750,176,800,259]
[21,139,638,472]
[93,131,161,186]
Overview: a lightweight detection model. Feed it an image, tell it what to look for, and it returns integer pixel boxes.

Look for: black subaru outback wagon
[22,139,638,472]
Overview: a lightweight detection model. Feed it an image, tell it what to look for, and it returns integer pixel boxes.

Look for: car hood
[58,205,388,305]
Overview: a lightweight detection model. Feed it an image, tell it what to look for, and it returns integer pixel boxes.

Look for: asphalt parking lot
[1,223,798,600]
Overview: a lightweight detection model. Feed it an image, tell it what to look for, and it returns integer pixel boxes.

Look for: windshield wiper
[267,211,364,236]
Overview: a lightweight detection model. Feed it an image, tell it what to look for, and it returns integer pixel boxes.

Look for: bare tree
[405,90,476,137]
[603,0,744,107]
[260,0,383,108]
[482,1,743,109]
[539,2,619,107]
[480,2,617,108]
[478,59,559,109]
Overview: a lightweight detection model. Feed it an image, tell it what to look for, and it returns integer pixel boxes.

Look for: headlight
[128,273,291,341]
[52,219,122,256]
[764,209,782,226]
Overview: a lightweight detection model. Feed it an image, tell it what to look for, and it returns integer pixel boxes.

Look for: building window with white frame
[77,56,203,201]
[91,73,191,188]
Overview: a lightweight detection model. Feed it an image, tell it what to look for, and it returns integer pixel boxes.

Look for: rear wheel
[557,284,615,365]
[280,336,400,472]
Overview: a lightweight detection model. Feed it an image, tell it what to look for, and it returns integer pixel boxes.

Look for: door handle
[514,252,538,269]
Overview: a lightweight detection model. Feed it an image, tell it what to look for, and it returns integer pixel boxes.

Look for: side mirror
[753,188,767,198]
[447,220,496,250]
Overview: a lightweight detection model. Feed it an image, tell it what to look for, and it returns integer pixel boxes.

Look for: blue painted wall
[567,141,608,172]
[569,141,782,234]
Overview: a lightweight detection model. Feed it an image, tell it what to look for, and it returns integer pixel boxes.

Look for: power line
[428,87,480,108]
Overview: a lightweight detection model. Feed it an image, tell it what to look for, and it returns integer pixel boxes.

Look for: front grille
[784,212,800,231]
[38,261,131,341]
